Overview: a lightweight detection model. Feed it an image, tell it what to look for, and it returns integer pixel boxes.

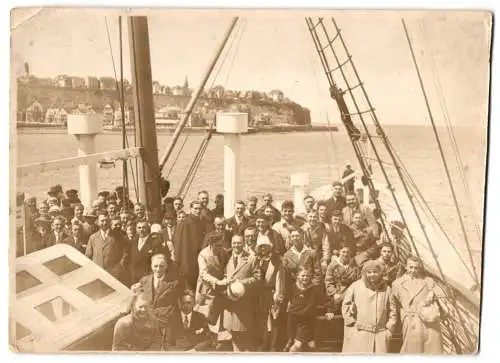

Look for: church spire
[183,76,189,89]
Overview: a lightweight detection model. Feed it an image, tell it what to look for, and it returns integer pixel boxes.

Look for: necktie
[183,315,189,329]
[233,255,238,268]
[56,233,61,243]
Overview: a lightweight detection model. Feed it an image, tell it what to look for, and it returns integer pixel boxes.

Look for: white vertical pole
[224,134,240,219]
[76,134,98,210]
[290,173,310,214]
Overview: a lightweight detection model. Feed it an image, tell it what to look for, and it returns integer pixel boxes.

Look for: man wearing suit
[85,212,127,284]
[161,211,177,261]
[224,235,259,352]
[283,229,322,289]
[197,233,230,329]
[224,200,249,241]
[170,290,215,351]
[61,222,87,254]
[198,190,214,228]
[256,193,281,224]
[44,216,68,248]
[272,200,303,250]
[323,181,346,219]
[328,209,355,254]
[131,253,184,348]
[126,221,164,286]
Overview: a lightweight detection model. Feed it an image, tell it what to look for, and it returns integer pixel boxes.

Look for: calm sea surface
[15,125,488,256]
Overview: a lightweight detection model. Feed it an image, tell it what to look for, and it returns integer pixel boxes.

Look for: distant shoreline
[16,123,339,135]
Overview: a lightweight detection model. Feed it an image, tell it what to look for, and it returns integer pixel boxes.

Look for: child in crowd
[284,267,321,352]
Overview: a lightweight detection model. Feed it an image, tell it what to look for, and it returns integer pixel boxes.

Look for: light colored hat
[151,223,162,234]
[362,259,384,273]
[48,205,61,213]
[226,281,245,301]
[256,235,272,248]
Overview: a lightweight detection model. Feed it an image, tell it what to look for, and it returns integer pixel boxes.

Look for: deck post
[216,112,248,219]
[290,173,310,214]
[67,113,102,210]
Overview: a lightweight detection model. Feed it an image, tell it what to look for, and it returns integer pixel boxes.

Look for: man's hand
[385,329,393,340]
[195,328,204,335]
[325,313,335,321]
[131,283,143,294]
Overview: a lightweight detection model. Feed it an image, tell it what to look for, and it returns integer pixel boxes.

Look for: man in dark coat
[255,214,286,257]
[342,164,356,194]
[328,209,355,255]
[131,253,184,348]
[170,290,215,351]
[255,193,281,225]
[224,200,249,241]
[62,221,87,254]
[323,181,346,220]
[210,194,224,219]
[43,216,68,248]
[174,201,204,290]
[125,221,164,286]
[85,212,128,284]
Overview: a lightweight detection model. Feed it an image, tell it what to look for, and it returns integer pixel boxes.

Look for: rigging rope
[419,19,483,244]
[222,18,247,88]
[386,139,477,281]
[105,16,140,203]
[306,35,335,178]
[402,19,479,286]
[164,20,244,180]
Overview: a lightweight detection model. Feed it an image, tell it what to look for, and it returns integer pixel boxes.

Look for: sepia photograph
[9,7,491,355]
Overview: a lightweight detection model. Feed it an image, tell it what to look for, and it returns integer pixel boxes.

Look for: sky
[11,8,492,127]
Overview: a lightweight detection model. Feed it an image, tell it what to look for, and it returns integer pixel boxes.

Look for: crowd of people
[16,181,443,353]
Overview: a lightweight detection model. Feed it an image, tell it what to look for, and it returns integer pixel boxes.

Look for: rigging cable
[419,19,483,244]
[306,31,334,178]
[386,139,477,281]
[222,18,247,88]
[104,16,140,203]
[118,16,130,207]
[165,20,243,180]
[402,19,479,286]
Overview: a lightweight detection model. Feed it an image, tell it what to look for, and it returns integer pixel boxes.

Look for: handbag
[418,302,440,323]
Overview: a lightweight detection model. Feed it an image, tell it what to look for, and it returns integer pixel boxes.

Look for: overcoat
[223,251,258,332]
[341,279,397,353]
[391,275,442,354]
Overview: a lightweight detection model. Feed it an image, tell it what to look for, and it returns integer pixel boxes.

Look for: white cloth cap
[151,223,162,234]
[256,235,272,248]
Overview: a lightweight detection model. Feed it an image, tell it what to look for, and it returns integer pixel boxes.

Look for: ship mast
[128,16,162,222]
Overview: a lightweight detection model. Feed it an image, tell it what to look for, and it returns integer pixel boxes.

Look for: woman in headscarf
[390,256,442,354]
[341,259,397,353]
[112,293,163,351]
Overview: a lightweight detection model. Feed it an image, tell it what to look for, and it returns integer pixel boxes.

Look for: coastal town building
[25,100,44,122]
[44,107,68,124]
[86,76,100,89]
[54,75,71,88]
[17,71,311,127]
[99,77,115,90]
[152,81,162,95]
[269,89,284,102]
[70,77,86,88]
